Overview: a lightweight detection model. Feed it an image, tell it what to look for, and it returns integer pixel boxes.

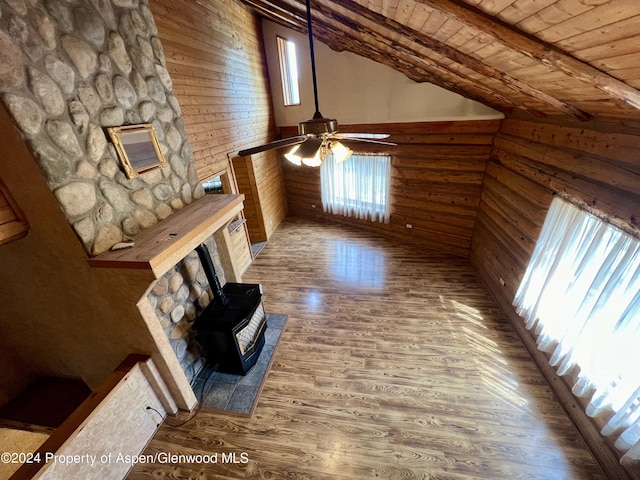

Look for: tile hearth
[191,313,287,415]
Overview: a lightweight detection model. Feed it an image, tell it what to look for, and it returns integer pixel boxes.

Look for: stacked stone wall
[0,0,203,256]
[0,0,219,380]
[146,236,223,382]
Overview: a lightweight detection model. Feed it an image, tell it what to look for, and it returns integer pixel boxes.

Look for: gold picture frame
[107,124,167,178]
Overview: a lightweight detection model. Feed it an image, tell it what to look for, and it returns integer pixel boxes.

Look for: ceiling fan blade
[237,135,307,156]
[335,136,396,146]
[334,133,390,140]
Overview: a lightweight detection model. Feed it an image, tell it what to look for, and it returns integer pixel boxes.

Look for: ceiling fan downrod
[301,0,339,136]
[236,0,394,159]
[305,0,321,117]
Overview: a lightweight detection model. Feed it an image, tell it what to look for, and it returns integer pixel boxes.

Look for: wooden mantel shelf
[88,194,245,278]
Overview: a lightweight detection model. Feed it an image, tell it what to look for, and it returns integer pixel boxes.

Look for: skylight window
[276,36,300,106]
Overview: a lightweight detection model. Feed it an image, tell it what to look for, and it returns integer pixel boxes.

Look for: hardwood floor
[128,217,606,480]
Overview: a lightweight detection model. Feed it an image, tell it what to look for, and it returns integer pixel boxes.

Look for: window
[202,176,224,194]
[320,153,391,223]
[276,36,300,106]
[202,170,232,195]
[514,196,640,465]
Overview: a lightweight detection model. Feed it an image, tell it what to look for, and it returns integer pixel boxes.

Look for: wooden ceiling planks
[578,37,640,66]
[615,68,640,90]
[393,0,418,25]
[515,0,612,35]
[562,16,638,53]
[534,0,640,44]
[470,0,516,16]
[240,0,640,119]
[497,0,557,24]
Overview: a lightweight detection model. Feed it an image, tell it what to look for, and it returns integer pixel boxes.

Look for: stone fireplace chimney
[0,0,202,256]
[0,0,219,416]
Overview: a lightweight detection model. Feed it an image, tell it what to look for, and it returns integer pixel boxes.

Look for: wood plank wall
[149,0,276,180]
[228,224,253,274]
[233,150,287,243]
[470,114,640,479]
[281,120,500,256]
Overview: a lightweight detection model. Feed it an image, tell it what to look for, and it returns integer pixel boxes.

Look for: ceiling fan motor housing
[298,115,339,136]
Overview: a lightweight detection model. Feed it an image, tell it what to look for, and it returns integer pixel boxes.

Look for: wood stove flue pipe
[195,243,229,307]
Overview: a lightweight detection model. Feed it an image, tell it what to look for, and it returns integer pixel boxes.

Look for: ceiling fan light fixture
[284,145,302,165]
[301,150,322,167]
[285,136,323,166]
[298,114,339,136]
[235,0,394,161]
[330,141,353,163]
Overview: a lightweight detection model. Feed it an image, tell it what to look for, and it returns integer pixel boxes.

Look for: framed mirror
[107,124,167,178]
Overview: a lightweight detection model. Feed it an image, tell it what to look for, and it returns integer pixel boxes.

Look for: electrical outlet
[126,376,138,392]
[406,223,413,229]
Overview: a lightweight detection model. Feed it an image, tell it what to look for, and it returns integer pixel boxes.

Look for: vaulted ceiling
[239,0,640,121]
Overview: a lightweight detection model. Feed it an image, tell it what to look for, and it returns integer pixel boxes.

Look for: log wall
[149,0,276,181]
[472,115,640,316]
[470,114,640,479]
[281,120,500,256]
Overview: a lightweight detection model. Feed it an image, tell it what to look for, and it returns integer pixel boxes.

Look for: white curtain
[320,153,391,223]
[514,196,640,466]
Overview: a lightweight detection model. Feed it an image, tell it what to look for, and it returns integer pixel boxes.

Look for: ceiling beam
[316,21,469,91]
[309,1,547,117]
[241,0,303,29]
[240,0,306,30]
[415,0,640,112]
[249,0,507,108]
[328,0,591,121]
[378,37,533,115]
[252,0,472,94]
[246,0,563,117]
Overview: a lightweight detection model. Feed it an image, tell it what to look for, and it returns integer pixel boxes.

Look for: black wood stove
[191,243,267,375]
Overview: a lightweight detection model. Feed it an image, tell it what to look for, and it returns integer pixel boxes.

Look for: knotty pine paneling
[232,158,261,239]
[229,223,252,275]
[233,149,287,243]
[149,0,276,180]
[470,114,640,479]
[282,120,500,256]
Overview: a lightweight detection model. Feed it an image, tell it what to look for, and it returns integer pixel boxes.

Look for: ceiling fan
[237,0,395,166]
